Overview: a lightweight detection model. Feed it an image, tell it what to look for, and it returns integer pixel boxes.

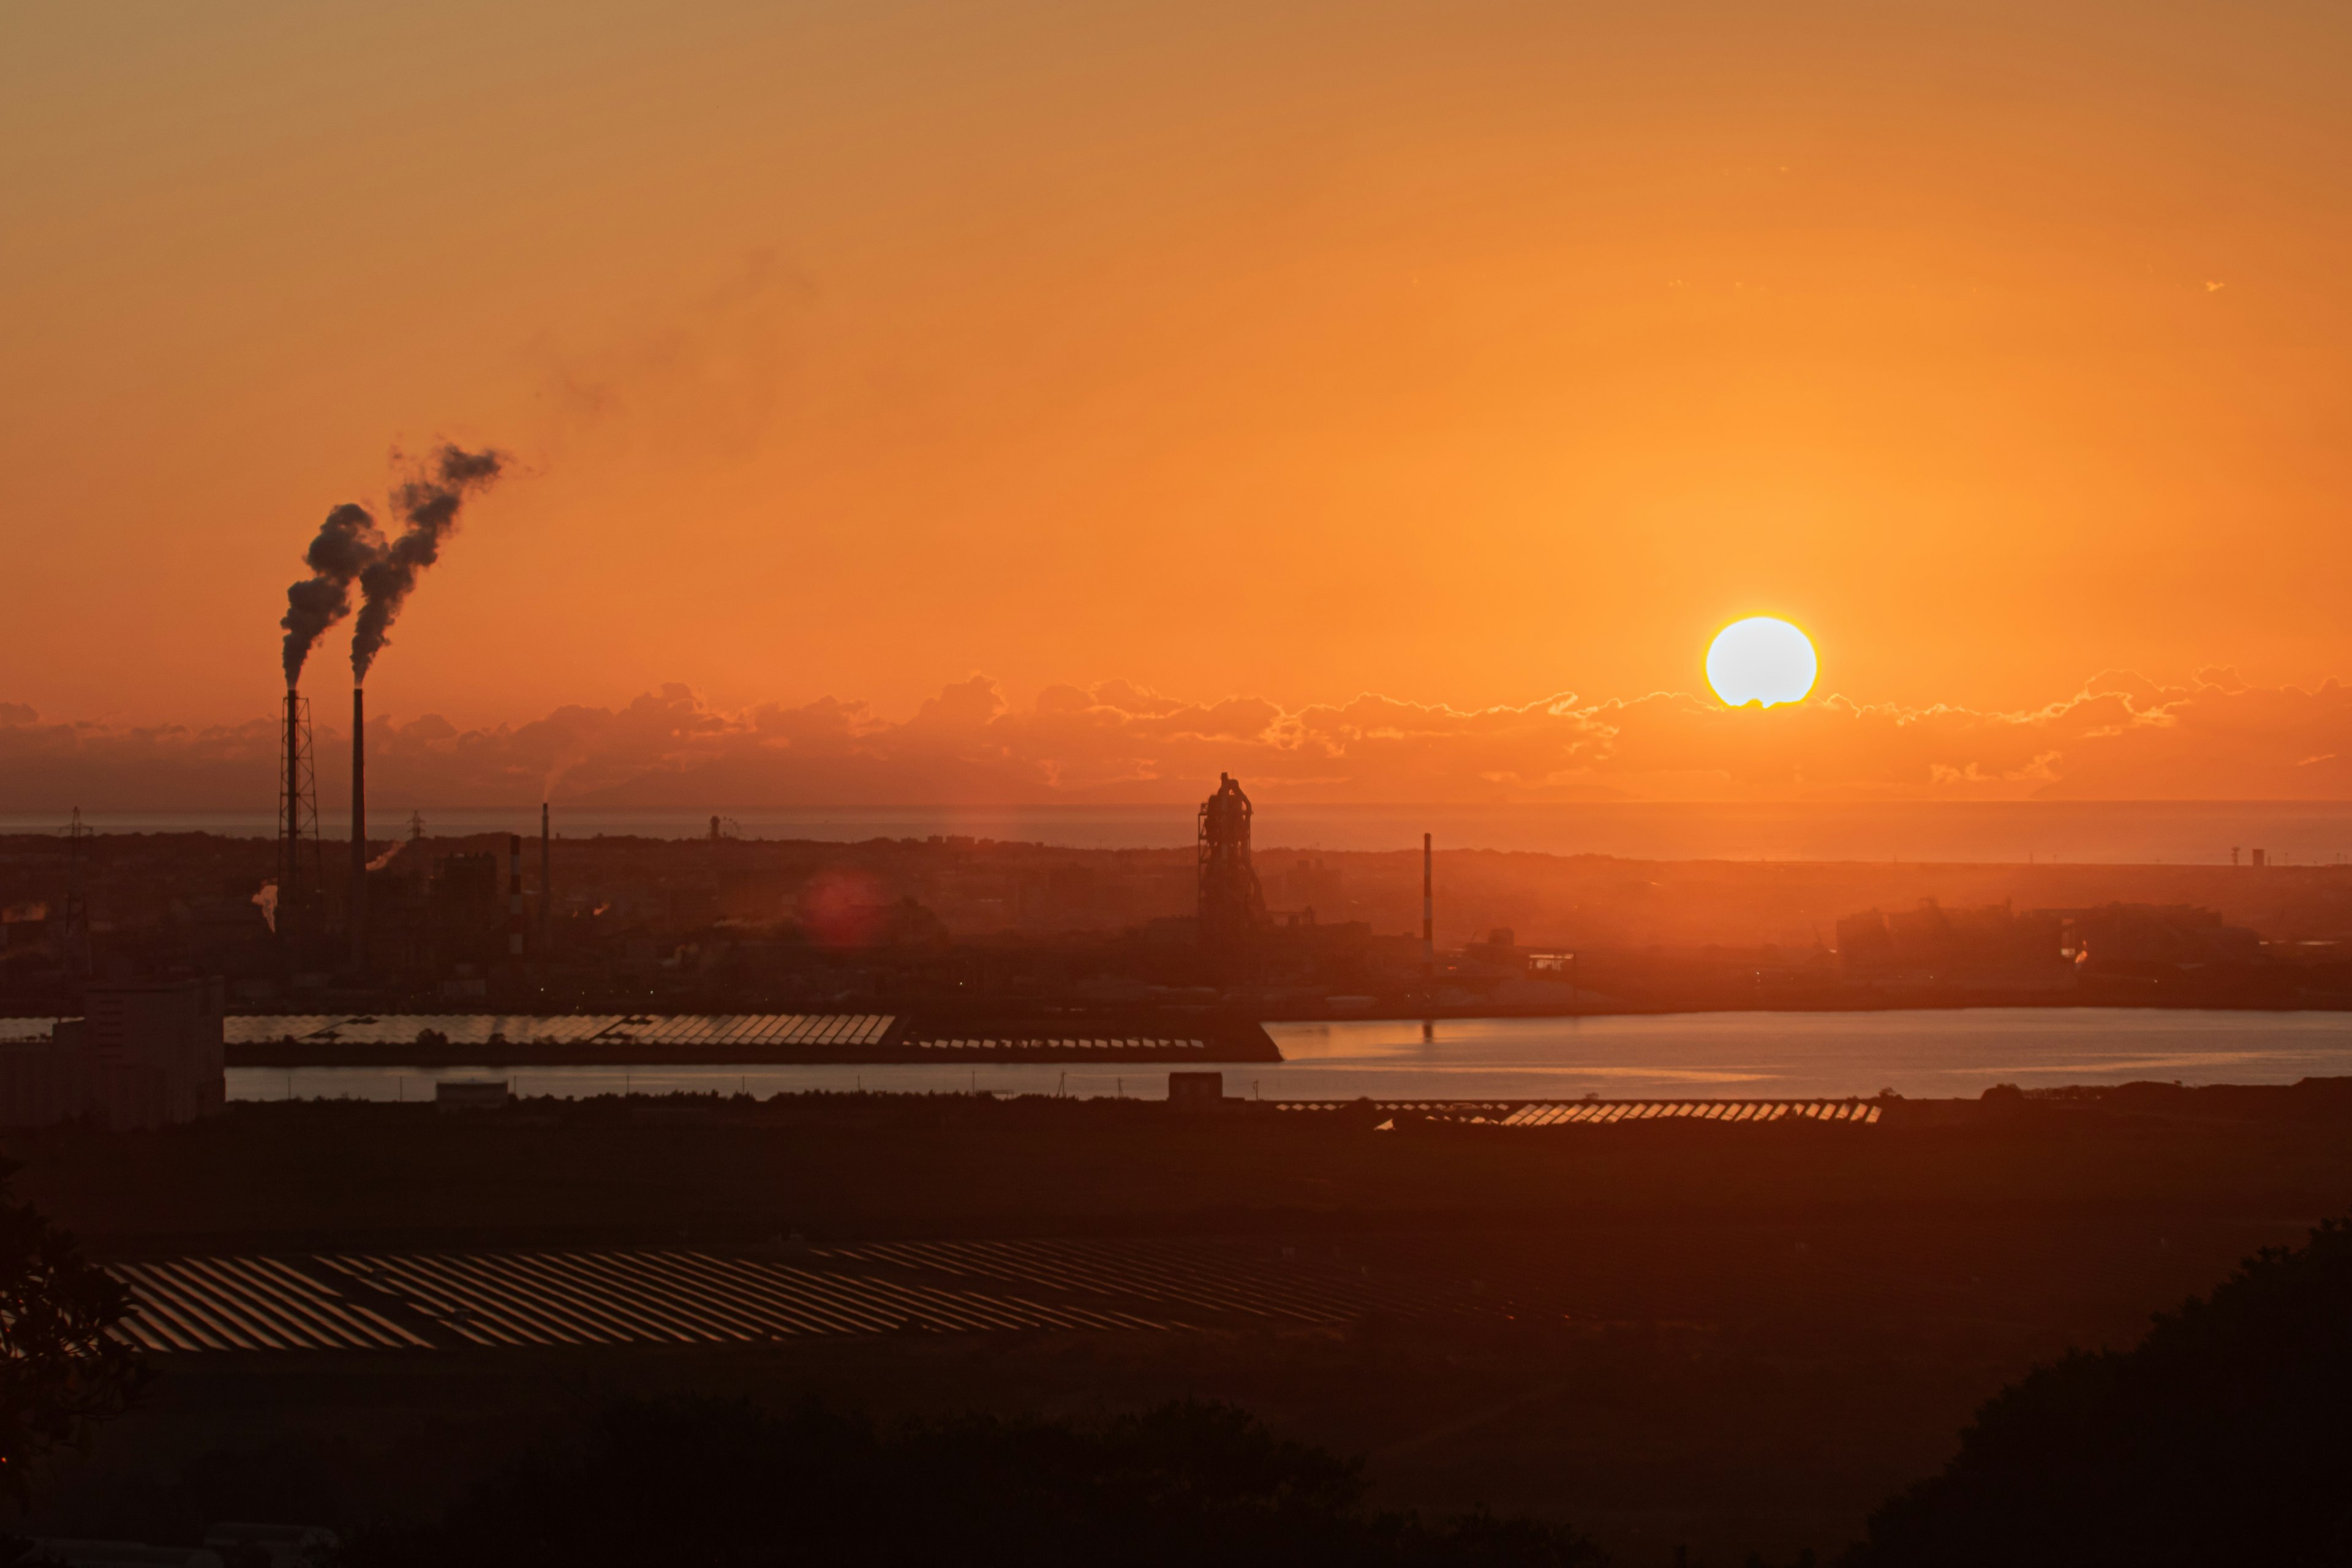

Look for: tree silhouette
[1853,1215,2352,1566]
[0,1156,149,1507]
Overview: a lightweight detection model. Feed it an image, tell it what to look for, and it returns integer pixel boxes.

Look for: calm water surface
[228,1008,2352,1104]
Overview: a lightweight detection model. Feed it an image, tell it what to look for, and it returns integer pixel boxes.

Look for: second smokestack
[1422,832,1434,977]
[508,833,524,957]
[350,686,367,969]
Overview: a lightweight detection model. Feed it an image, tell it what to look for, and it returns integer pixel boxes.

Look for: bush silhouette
[0,1156,148,1506]
[1854,1216,2352,1566]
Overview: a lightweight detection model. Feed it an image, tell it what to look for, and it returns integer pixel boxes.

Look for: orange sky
[6,1,2351,785]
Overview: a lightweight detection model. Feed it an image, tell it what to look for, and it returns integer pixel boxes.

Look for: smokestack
[508,833,524,958]
[1422,832,1434,976]
[540,802,551,938]
[350,685,367,970]
[282,687,303,951]
[284,689,302,876]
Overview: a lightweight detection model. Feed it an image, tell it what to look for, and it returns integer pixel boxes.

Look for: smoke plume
[350,443,505,682]
[279,502,385,688]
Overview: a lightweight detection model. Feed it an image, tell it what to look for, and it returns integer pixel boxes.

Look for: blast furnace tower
[1197,772,1267,976]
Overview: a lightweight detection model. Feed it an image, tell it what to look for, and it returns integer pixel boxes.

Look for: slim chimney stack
[282,688,303,923]
[350,685,367,969]
[508,833,524,957]
[540,802,551,938]
[1422,832,1434,978]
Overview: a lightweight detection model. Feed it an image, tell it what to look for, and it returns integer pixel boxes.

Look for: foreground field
[9,1087,2350,1564]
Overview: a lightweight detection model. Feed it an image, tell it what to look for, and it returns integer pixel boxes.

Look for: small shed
[1167,1071,1227,1112]
[435,1079,511,1113]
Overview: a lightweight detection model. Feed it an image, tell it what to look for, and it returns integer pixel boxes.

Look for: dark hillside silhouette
[1855,1215,2352,1566]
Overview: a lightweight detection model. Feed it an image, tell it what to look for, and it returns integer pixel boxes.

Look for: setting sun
[1706,617,1817,708]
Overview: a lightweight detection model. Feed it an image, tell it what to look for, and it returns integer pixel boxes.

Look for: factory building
[0,977,225,1131]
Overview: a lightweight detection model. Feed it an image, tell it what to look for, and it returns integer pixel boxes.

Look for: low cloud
[2,670,2348,812]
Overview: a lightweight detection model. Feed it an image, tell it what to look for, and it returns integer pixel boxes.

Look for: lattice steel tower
[276,688,325,962]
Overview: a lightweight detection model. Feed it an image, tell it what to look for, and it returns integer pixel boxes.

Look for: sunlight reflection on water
[228,1008,2352,1104]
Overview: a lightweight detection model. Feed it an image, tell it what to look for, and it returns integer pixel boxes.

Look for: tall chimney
[281,687,303,952]
[540,802,552,938]
[1422,832,1434,977]
[350,685,367,969]
[508,833,524,957]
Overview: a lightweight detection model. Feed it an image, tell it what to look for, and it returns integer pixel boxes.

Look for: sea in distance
[229,1007,2352,1106]
[15,800,2352,864]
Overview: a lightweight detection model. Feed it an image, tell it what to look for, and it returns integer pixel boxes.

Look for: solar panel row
[592,1015,893,1047]
[309,1250,1158,1344]
[1493,1100,1883,1126]
[224,1013,895,1048]
[915,1038,1207,1052]
[108,1257,428,1352]
[108,1250,1174,1351]
[1270,1098,1885,1125]
[105,1239,1484,1352]
[821,1238,1466,1324]
[224,1014,612,1045]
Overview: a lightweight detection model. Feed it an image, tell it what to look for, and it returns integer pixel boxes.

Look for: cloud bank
[1,669,2347,812]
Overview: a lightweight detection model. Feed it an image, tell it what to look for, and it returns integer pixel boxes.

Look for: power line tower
[406,810,429,911]
[57,806,92,979]
[1196,773,1266,981]
[276,688,325,965]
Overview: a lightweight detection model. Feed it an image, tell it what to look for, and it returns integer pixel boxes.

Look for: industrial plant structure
[0,977,226,1131]
[276,688,323,963]
[1196,773,1266,977]
[271,663,561,986]
[350,685,368,968]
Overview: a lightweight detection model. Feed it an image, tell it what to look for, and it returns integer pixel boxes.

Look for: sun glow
[1706,617,1817,707]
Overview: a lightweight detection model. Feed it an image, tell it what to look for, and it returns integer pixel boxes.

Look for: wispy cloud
[3,669,2348,811]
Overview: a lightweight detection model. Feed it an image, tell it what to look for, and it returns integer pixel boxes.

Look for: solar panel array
[1272,1098,1885,1126]
[308,1251,1160,1343]
[110,1257,429,1352]
[225,1013,895,1049]
[821,1239,1463,1324]
[1490,1099,1882,1126]
[916,1038,1207,1054]
[590,1016,895,1048]
[227,1014,612,1045]
[105,1239,1485,1352]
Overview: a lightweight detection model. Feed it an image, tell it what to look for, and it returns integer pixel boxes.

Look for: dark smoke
[350,443,505,682]
[279,503,385,687]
